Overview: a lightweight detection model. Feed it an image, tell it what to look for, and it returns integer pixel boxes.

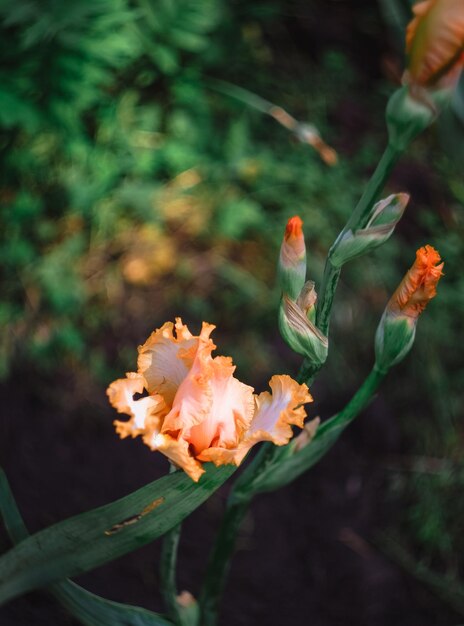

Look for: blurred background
[1,0,463,624]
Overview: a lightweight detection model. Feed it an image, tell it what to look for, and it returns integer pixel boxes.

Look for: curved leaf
[0,468,173,625]
[0,463,235,606]
[49,581,173,626]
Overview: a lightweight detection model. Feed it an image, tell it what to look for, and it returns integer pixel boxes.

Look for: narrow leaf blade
[0,464,235,606]
[0,468,173,625]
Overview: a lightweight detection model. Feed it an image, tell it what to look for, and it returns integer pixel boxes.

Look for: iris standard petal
[161,323,216,433]
[138,318,199,404]
[188,356,255,455]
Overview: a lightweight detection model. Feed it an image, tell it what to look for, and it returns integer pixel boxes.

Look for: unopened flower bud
[330,193,409,267]
[177,591,196,609]
[386,86,437,151]
[278,216,306,300]
[375,245,444,372]
[176,590,199,623]
[279,285,328,365]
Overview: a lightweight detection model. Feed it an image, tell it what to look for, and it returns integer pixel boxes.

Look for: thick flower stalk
[108,319,312,482]
[375,245,444,372]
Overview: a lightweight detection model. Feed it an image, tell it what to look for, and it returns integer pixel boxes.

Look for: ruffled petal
[247,375,312,443]
[143,432,204,482]
[188,356,255,455]
[107,373,166,439]
[199,375,312,467]
[137,318,199,404]
[161,323,216,433]
[388,245,444,318]
[197,445,243,466]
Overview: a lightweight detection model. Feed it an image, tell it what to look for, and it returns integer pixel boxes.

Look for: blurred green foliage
[1,0,464,610]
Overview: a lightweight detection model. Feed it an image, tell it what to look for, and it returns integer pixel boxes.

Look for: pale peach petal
[107,373,166,439]
[187,356,255,455]
[161,323,216,433]
[137,318,199,404]
[247,375,312,444]
[199,375,312,467]
[143,432,204,482]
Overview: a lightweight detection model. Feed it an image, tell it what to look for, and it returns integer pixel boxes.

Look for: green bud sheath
[330,193,409,268]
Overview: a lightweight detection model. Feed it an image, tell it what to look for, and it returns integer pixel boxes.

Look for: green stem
[336,365,385,425]
[294,143,403,386]
[199,497,251,626]
[296,360,320,387]
[198,140,402,626]
[198,448,276,626]
[316,143,401,337]
[160,466,182,624]
[323,143,401,326]
[314,262,341,338]
[199,365,386,626]
[344,143,401,233]
[160,522,182,623]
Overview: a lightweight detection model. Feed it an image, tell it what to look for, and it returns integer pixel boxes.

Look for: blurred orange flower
[108,320,312,481]
[405,0,464,89]
[387,245,444,319]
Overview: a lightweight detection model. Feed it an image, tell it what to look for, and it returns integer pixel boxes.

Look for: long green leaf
[51,582,174,626]
[0,463,235,606]
[0,468,173,625]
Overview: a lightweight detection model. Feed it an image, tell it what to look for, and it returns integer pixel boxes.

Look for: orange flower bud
[405,0,464,90]
[375,245,444,372]
[278,216,307,300]
[387,245,444,319]
[282,216,305,264]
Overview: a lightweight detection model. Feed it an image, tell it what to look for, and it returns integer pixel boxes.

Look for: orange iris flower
[387,245,444,319]
[405,0,464,89]
[108,320,312,481]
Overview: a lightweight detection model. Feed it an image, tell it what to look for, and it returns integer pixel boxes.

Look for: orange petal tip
[285,216,304,240]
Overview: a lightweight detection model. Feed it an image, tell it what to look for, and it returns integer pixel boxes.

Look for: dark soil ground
[0,370,460,626]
